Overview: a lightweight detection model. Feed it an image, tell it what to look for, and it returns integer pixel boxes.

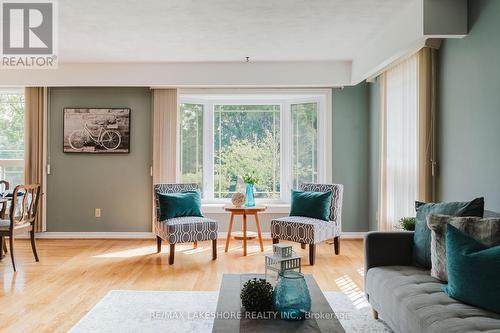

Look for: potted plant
[240,278,274,314]
[399,217,416,231]
[242,173,258,207]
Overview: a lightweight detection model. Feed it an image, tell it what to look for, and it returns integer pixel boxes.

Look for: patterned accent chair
[154,183,218,265]
[271,183,343,265]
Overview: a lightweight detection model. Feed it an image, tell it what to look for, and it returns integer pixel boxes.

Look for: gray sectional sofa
[364,231,500,333]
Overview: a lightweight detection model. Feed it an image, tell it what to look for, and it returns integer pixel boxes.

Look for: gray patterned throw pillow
[427,214,500,281]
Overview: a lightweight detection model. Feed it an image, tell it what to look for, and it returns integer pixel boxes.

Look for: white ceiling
[59,0,413,63]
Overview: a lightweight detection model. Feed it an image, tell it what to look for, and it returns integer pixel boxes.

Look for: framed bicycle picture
[63,108,131,153]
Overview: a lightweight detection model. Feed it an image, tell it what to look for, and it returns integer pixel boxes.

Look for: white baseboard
[18,231,366,239]
[18,232,156,239]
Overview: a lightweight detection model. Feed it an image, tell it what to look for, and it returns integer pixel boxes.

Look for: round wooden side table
[224,206,266,256]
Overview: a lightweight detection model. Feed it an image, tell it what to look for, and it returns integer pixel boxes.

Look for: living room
[0,0,499,332]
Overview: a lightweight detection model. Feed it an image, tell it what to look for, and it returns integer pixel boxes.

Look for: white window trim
[179,89,332,205]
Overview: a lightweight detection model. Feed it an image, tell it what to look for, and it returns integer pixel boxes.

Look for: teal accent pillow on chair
[289,190,332,221]
[413,197,484,268]
[442,224,500,314]
[157,191,203,221]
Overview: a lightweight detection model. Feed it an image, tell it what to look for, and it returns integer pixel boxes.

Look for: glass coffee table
[212,274,346,332]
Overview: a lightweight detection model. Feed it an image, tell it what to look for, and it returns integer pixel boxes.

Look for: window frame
[179,89,332,204]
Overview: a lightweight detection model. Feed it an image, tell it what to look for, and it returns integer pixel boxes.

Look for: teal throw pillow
[413,197,484,268]
[442,224,500,314]
[157,191,203,220]
[289,190,332,221]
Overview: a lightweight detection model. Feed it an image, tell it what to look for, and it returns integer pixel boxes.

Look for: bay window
[179,90,331,203]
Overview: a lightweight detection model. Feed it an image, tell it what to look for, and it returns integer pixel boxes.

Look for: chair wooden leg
[169,244,175,265]
[156,236,162,253]
[334,236,340,255]
[212,239,217,260]
[193,241,198,249]
[30,229,39,262]
[300,243,306,249]
[9,235,16,272]
[3,237,7,254]
[372,309,379,320]
[272,238,279,244]
[309,244,316,266]
[0,236,4,259]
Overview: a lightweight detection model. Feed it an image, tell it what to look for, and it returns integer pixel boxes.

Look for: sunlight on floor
[91,243,276,258]
[92,246,157,258]
[335,274,369,310]
[357,267,364,276]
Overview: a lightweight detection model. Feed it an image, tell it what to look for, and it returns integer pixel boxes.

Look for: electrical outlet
[95,208,101,218]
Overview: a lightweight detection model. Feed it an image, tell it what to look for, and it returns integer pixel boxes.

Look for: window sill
[201,203,290,214]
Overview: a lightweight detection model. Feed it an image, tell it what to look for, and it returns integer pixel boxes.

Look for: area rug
[70,290,392,333]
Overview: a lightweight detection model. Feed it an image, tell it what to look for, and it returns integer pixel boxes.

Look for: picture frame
[63,108,131,153]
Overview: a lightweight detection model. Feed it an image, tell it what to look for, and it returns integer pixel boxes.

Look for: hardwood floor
[0,238,365,333]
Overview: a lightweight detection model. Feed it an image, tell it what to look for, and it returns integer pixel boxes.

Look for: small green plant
[242,173,259,185]
[240,278,274,313]
[399,217,416,231]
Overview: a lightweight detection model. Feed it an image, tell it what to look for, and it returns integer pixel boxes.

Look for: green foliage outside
[0,94,24,159]
[0,93,24,187]
[179,103,203,189]
[180,102,318,199]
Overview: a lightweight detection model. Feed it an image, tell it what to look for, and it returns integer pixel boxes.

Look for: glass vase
[273,271,311,320]
[244,183,255,207]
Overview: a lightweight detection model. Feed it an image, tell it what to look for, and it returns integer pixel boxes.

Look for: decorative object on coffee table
[224,205,266,256]
[274,271,311,321]
[240,278,274,313]
[231,192,245,207]
[242,173,258,207]
[213,274,346,332]
[265,244,301,283]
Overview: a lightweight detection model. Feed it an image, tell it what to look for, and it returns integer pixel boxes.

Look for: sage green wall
[332,83,370,232]
[437,0,500,211]
[45,86,371,233]
[46,87,152,232]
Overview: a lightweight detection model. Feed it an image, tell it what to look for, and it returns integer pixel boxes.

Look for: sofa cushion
[365,266,500,333]
[156,191,203,220]
[413,198,484,269]
[289,190,332,221]
[443,225,500,314]
[427,214,500,281]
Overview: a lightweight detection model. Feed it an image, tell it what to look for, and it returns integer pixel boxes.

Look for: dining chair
[0,184,41,272]
[0,180,9,219]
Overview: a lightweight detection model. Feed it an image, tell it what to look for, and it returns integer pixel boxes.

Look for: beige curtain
[151,88,178,228]
[24,87,46,232]
[377,48,435,231]
[152,88,178,183]
[417,48,436,203]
